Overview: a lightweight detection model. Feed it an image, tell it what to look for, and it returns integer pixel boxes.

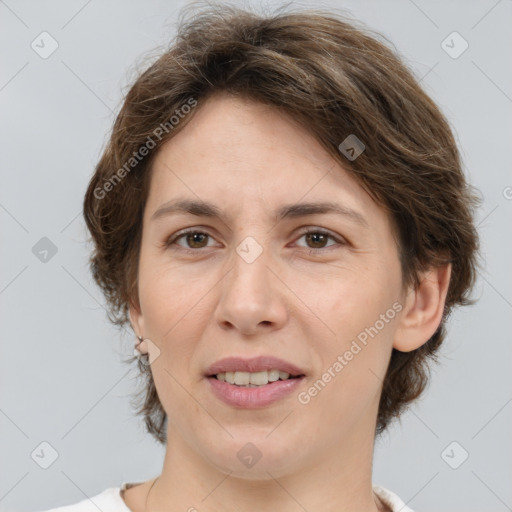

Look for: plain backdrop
[1,1,511,511]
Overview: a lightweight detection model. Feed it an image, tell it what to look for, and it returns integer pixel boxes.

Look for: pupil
[187,233,207,248]
[306,233,326,248]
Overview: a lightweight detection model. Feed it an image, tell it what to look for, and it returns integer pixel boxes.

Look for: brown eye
[183,232,209,249]
[295,229,343,251]
[304,232,330,249]
[165,230,215,251]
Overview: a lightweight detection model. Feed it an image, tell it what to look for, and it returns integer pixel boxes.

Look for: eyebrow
[151,198,368,228]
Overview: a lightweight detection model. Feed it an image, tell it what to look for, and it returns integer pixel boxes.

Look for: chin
[202,432,306,480]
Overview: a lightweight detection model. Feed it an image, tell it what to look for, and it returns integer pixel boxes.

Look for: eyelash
[163,227,346,255]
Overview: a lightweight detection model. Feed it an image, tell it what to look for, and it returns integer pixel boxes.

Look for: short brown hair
[83,4,479,444]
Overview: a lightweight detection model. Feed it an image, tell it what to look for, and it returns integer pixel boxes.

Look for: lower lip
[207,376,304,408]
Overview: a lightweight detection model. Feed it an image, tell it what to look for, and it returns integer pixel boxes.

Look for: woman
[40,4,479,511]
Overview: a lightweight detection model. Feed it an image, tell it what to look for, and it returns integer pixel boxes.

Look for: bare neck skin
[122,393,388,512]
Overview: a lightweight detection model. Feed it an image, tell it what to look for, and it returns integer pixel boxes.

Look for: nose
[214,244,288,336]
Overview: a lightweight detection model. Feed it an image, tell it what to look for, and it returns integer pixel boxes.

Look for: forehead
[146,93,389,230]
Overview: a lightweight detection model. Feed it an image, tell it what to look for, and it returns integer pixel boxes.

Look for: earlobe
[393,263,452,352]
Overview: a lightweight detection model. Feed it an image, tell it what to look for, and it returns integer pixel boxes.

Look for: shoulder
[34,486,131,512]
[373,484,415,512]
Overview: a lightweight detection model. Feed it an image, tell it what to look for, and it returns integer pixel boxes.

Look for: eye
[164,229,217,252]
[294,228,345,252]
[163,227,346,254]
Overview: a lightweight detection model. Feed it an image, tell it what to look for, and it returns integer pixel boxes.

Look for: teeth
[234,371,250,385]
[268,369,280,382]
[215,369,296,386]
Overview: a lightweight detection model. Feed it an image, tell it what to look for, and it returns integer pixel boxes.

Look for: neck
[148,405,385,512]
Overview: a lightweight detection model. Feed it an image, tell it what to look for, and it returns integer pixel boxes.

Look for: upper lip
[205,356,306,377]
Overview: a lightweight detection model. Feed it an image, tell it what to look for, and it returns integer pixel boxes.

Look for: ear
[393,263,452,352]
[129,297,145,338]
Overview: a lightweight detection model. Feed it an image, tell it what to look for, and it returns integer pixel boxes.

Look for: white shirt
[35,482,414,512]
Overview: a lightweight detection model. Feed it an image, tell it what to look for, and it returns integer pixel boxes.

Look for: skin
[125,92,451,512]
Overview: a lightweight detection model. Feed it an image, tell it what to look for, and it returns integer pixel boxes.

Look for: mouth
[204,356,306,406]
[204,355,306,384]
[207,369,304,388]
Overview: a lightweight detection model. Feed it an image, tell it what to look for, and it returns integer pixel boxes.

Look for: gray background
[1,1,511,511]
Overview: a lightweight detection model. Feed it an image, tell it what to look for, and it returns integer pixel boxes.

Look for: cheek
[139,269,208,415]
[303,284,397,432]
[320,261,399,336]
[312,261,400,388]
[138,246,210,327]
[137,257,212,377]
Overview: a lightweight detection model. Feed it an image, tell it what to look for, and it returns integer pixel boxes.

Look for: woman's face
[131,92,407,478]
